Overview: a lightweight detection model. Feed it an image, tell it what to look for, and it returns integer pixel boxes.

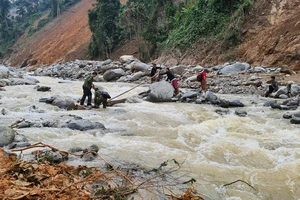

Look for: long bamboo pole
[108,83,145,101]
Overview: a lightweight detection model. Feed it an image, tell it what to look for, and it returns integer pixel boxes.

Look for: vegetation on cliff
[88,0,254,61]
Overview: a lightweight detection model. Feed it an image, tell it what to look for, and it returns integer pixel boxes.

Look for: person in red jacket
[200,69,208,92]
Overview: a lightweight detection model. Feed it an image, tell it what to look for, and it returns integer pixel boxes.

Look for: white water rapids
[0,76,300,200]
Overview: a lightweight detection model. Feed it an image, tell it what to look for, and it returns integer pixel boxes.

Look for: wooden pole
[108,83,145,101]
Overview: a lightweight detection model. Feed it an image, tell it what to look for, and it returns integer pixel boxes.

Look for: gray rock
[130,71,144,81]
[18,121,33,128]
[148,81,174,102]
[88,144,99,152]
[36,86,51,92]
[0,66,9,78]
[264,100,277,107]
[103,69,125,81]
[120,55,135,64]
[273,86,288,98]
[205,91,219,104]
[215,108,230,115]
[103,59,112,65]
[291,114,300,124]
[195,97,206,104]
[14,134,29,142]
[286,99,299,107]
[185,75,197,82]
[37,150,67,164]
[52,96,76,110]
[132,62,151,72]
[170,65,186,75]
[220,99,230,108]
[9,78,37,85]
[23,76,39,84]
[290,84,300,96]
[68,147,83,153]
[0,126,15,147]
[229,100,245,107]
[67,119,106,131]
[235,110,247,117]
[253,67,267,73]
[219,62,250,75]
[283,113,292,119]
[270,102,282,110]
[181,91,198,100]
[82,153,95,161]
[279,94,288,99]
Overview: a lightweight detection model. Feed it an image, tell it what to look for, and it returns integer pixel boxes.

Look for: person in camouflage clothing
[80,72,97,106]
[93,87,111,108]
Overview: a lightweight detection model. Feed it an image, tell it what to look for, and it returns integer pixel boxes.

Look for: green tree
[88,0,121,59]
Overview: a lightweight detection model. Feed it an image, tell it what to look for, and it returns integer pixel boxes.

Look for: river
[0,76,299,200]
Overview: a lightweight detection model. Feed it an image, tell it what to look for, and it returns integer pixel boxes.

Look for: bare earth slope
[7,0,95,67]
[154,0,300,70]
[6,0,300,71]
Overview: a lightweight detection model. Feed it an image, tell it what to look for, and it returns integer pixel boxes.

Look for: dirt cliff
[5,0,300,71]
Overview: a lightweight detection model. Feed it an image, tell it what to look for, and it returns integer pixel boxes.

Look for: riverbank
[1,57,300,199]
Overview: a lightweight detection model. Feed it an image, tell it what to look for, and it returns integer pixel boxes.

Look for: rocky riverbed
[1,56,300,199]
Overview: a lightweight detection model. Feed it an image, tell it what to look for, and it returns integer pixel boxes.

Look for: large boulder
[185,75,197,82]
[132,62,151,72]
[9,78,37,85]
[219,62,250,75]
[51,96,76,110]
[272,86,288,98]
[148,81,174,102]
[0,126,15,147]
[120,55,136,64]
[23,76,40,84]
[170,65,186,75]
[103,69,125,81]
[205,91,219,104]
[0,66,9,79]
[291,113,300,124]
[130,71,144,81]
[290,84,300,96]
[67,119,106,131]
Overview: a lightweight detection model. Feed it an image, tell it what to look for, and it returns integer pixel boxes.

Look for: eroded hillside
[5,0,300,71]
[6,0,95,67]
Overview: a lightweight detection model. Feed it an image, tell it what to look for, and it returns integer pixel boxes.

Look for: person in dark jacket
[150,63,162,83]
[160,68,179,95]
[93,87,110,108]
[80,71,97,106]
[265,76,278,97]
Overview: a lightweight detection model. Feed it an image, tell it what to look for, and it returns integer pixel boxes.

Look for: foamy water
[0,76,299,199]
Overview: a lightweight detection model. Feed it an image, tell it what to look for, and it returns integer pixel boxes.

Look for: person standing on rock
[197,69,209,93]
[80,71,97,106]
[160,68,179,96]
[150,63,162,83]
[265,76,278,97]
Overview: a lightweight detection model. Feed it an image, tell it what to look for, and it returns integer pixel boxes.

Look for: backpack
[197,72,203,82]
[101,91,111,99]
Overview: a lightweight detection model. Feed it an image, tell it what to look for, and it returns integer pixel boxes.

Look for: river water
[0,76,299,200]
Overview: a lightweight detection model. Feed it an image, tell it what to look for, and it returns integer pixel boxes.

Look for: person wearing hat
[80,71,97,106]
[150,63,162,83]
[93,87,111,108]
[265,75,278,97]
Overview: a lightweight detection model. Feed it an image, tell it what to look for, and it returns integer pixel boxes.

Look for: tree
[88,0,121,58]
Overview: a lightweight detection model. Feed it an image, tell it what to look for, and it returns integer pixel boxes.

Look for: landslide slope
[6,0,95,67]
[154,0,300,70]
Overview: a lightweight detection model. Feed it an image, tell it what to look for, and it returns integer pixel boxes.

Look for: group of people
[80,64,287,108]
[150,63,208,96]
[80,71,110,108]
